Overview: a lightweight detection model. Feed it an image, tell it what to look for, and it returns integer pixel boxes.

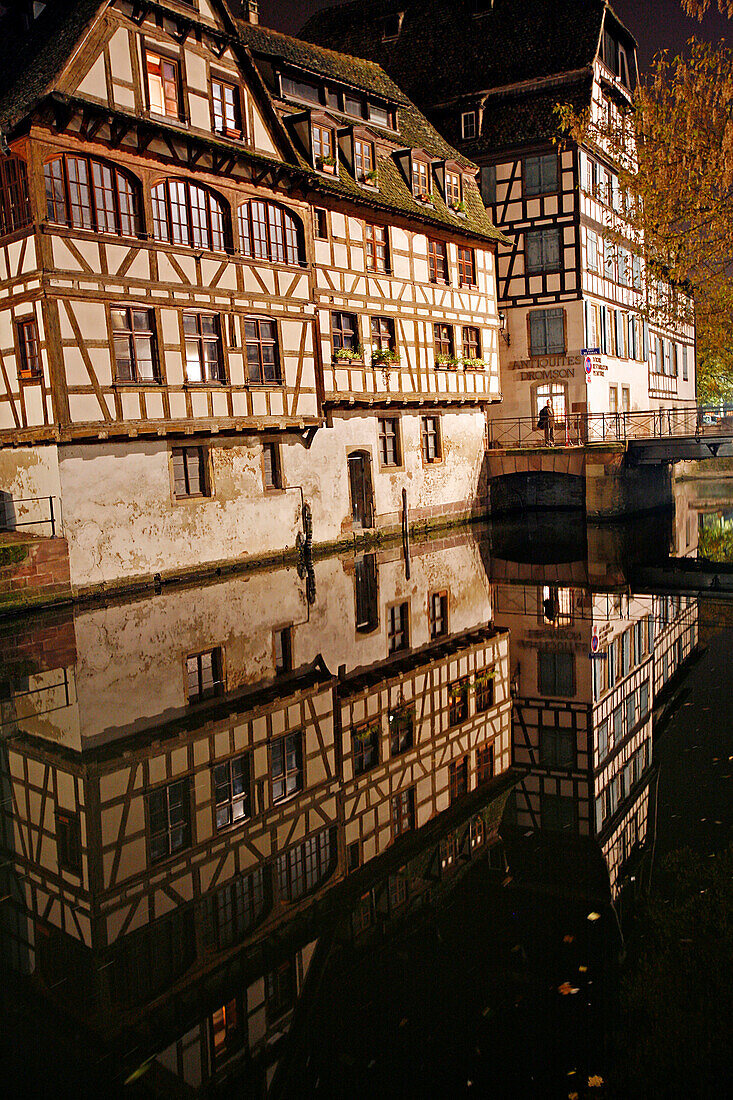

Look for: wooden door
[348,452,374,529]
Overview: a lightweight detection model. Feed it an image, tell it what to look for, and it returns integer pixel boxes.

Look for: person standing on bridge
[538,398,555,445]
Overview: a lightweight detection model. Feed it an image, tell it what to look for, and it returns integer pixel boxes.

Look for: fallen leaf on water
[558,982,580,995]
[399,1018,408,1028]
[563,934,575,944]
[588,1075,604,1087]
[587,911,601,922]
[568,1093,579,1099]
[578,965,588,973]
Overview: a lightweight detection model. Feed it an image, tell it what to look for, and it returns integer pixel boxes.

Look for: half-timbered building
[0,0,505,592]
[302,0,698,432]
[0,529,514,1092]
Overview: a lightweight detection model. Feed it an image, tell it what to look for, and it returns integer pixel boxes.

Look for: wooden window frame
[271,730,304,804]
[16,317,41,380]
[475,669,495,712]
[145,48,182,120]
[55,810,82,875]
[111,305,159,383]
[274,625,293,674]
[476,743,494,785]
[378,415,402,468]
[428,589,448,636]
[370,315,396,354]
[332,310,361,357]
[312,123,335,168]
[421,415,442,465]
[461,325,481,361]
[523,152,559,196]
[244,316,281,387]
[411,155,430,199]
[210,75,244,138]
[389,704,415,756]
[183,311,225,384]
[354,138,375,182]
[43,154,141,237]
[364,221,389,272]
[387,600,410,653]
[151,178,228,252]
[263,440,284,490]
[457,245,476,287]
[427,238,449,283]
[352,718,380,775]
[146,777,192,865]
[186,646,224,702]
[390,786,415,839]
[460,110,477,140]
[313,207,328,239]
[433,322,454,359]
[171,444,211,501]
[449,755,469,803]
[354,552,379,633]
[212,752,251,831]
[238,199,304,266]
[448,677,470,728]
[0,155,32,238]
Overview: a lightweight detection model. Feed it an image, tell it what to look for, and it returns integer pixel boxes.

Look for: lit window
[448,678,469,726]
[211,78,242,136]
[271,731,303,803]
[146,52,180,118]
[44,155,140,236]
[239,200,304,265]
[213,753,250,829]
[152,179,227,251]
[183,312,225,383]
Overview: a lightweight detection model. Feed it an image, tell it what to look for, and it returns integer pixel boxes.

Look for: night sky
[261,0,733,72]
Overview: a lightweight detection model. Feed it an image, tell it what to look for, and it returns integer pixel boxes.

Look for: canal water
[1,476,731,1098]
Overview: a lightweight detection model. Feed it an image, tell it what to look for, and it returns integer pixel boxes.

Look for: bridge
[487,406,733,463]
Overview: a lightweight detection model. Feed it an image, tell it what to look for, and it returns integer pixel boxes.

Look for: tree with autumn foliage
[557,39,733,402]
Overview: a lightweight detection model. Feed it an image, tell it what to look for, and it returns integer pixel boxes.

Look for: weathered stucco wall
[57,409,488,590]
[0,444,62,535]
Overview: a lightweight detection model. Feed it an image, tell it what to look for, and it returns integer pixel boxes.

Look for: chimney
[242,0,259,24]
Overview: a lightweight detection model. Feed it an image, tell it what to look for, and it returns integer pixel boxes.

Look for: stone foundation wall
[0,534,72,612]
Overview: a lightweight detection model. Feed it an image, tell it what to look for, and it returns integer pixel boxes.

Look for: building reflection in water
[0,532,516,1093]
[0,501,713,1094]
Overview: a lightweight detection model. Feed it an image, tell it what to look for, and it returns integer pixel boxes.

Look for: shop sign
[508,352,583,382]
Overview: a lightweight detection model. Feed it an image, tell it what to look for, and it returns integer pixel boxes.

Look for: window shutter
[526,231,541,272]
[545,228,560,267]
[479,164,496,206]
[172,450,186,496]
[524,156,540,194]
[185,447,202,495]
[547,309,564,353]
[529,310,544,355]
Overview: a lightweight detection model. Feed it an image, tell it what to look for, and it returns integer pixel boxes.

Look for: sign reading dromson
[507,353,583,382]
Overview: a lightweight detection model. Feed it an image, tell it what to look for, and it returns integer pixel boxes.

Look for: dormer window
[382,12,403,41]
[445,170,461,209]
[461,111,477,140]
[411,157,430,200]
[313,124,336,171]
[211,78,243,138]
[344,93,364,119]
[281,74,321,105]
[146,52,181,119]
[354,139,375,182]
[368,101,392,128]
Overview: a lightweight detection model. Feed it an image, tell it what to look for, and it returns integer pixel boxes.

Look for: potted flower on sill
[372,347,400,367]
[363,168,379,187]
[463,356,484,370]
[451,200,467,215]
[318,155,337,175]
[435,352,461,368]
[334,345,362,362]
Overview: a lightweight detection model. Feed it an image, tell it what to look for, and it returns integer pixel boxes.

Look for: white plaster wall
[0,444,61,534]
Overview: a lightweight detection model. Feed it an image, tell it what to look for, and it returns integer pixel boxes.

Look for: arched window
[151,179,228,252]
[44,155,140,236]
[0,155,32,237]
[238,200,304,266]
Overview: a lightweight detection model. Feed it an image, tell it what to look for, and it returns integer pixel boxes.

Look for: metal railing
[487,406,730,449]
[0,495,62,538]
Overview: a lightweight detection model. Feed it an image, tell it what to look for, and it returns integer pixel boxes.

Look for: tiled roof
[0,0,506,243]
[301,0,608,108]
[0,0,105,132]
